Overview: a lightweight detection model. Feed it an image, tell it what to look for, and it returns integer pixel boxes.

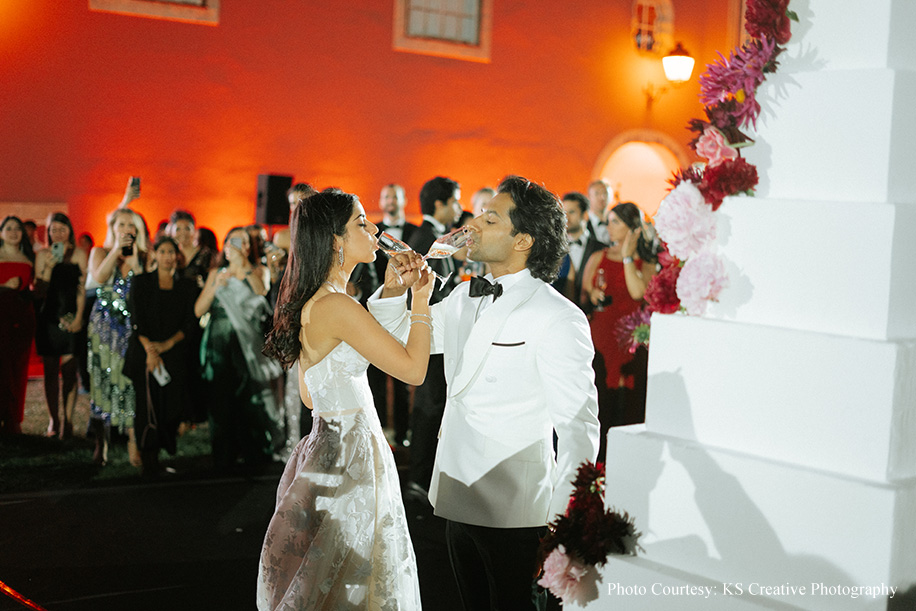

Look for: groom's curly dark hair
[500,175,568,283]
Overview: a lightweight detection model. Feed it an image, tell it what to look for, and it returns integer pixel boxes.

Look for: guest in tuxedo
[587,179,613,245]
[552,191,605,311]
[369,183,418,446]
[404,175,463,495]
[371,175,600,611]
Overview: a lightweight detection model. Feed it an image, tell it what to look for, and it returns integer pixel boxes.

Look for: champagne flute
[594,268,608,312]
[377,226,470,285]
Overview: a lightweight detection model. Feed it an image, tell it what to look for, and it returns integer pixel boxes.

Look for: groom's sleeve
[537,306,601,520]
[367,286,444,354]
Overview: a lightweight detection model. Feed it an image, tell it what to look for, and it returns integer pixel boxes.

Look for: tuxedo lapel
[449,276,541,398]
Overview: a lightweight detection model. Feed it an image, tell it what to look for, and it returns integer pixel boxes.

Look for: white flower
[676,250,729,315]
[655,181,718,260]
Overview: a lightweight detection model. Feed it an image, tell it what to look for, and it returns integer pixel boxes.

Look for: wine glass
[594,268,608,312]
[377,226,470,285]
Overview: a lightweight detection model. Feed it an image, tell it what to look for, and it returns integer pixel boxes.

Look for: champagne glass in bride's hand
[377,232,418,286]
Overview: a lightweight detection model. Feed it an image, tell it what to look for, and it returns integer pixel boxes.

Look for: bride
[257,188,432,610]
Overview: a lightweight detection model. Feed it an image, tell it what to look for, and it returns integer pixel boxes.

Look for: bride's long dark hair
[263,188,357,368]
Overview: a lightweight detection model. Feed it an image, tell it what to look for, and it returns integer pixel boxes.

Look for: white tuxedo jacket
[369,269,600,528]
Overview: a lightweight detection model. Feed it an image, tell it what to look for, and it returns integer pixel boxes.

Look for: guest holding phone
[87,182,150,465]
[195,227,283,472]
[33,212,88,439]
[125,236,198,478]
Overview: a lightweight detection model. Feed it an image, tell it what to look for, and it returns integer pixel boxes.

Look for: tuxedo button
[485,375,497,383]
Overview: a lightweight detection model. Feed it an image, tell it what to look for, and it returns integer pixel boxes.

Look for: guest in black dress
[167,209,214,425]
[33,212,88,439]
[125,236,198,478]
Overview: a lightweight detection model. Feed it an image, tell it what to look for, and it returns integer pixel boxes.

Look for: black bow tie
[468,276,503,300]
[570,238,583,246]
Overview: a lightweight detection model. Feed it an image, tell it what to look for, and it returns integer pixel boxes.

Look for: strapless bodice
[301,341,374,417]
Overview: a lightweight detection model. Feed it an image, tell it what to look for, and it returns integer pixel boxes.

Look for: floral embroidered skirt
[257,409,421,610]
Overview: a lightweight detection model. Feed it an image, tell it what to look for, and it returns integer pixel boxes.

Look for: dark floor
[0,452,460,611]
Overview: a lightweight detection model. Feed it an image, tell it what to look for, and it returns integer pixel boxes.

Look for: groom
[370,175,600,610]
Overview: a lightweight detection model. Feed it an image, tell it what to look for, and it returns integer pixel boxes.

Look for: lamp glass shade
[662,52,694,83]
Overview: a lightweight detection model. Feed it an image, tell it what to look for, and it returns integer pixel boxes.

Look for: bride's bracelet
[410,316,433,333]
[410,313,432,322]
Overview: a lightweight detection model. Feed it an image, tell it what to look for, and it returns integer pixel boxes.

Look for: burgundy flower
[645,263,682,314]
[746,0,793,45]
[698,157,759,210]
[668,165,703,190]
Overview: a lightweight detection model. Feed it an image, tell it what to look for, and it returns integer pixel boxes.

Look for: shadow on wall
[623,371,909,610]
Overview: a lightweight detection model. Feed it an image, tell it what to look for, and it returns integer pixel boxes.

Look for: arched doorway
[593,129,689,217]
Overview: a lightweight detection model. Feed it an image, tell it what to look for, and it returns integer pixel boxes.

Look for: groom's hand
[382,252,424,297]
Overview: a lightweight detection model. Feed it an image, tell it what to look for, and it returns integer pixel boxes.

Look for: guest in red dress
[0,216,36,434]
[581,203,659,455]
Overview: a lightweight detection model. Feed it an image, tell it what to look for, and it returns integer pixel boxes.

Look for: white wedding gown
[257,341,422,610]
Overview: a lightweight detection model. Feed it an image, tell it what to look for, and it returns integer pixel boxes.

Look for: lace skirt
[257,409,421,610]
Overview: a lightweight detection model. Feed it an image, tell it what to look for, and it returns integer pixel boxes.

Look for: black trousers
[408,354,446,489]
[446,519,546,611]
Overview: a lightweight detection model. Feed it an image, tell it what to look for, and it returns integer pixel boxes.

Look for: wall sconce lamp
[644,41,695,110]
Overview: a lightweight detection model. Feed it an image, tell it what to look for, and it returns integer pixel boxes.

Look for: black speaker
[255,174,293,225]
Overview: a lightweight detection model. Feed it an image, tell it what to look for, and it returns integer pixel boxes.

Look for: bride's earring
[338,248,344,266]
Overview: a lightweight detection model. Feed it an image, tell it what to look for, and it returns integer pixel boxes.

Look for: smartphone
[152,363,171,386]
[121,233,135,257]
[228,236,243,250]
[130,176,141,191]
[50,241,66,263]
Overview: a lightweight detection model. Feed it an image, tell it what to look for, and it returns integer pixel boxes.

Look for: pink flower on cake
[654,181,717,260]
[695,126,738,166]
[676,250,729,315]
[537,545,588,604]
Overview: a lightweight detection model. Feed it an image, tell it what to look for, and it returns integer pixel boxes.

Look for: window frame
[393,0,493,63]
[89,0,220,26]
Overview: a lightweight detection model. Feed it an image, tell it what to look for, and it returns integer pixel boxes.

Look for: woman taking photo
[167,209,214,287]
[581,202,659,442]
[33,212,88,439]
[87,203,150,465]
[195,227,282,471]
[126,236,198,478]
[256,188,432,610]
[0,216,36,434]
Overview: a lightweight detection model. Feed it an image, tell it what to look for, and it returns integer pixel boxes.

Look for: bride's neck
[324,268,350,293]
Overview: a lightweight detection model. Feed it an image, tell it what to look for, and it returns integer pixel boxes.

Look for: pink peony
[537,546,588,603]
[653,181,718,260]
[695,126,738,166]
[676,250,729,315]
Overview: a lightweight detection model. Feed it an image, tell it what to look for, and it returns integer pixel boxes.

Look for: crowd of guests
[0,174,659,474]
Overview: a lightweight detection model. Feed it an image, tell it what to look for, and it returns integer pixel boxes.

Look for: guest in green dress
[194,227,283,472]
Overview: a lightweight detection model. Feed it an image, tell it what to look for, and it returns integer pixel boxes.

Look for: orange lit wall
[0,0,732,242]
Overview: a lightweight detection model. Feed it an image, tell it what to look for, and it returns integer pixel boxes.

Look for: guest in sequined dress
[87,196,150,465]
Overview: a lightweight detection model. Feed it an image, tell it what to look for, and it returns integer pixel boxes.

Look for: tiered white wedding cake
[587,1,916,609]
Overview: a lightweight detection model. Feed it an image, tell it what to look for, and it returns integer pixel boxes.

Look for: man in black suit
[405,176,462,497]
[553,191,606,311]
[587,179,613,245]
[369,183,418,446]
